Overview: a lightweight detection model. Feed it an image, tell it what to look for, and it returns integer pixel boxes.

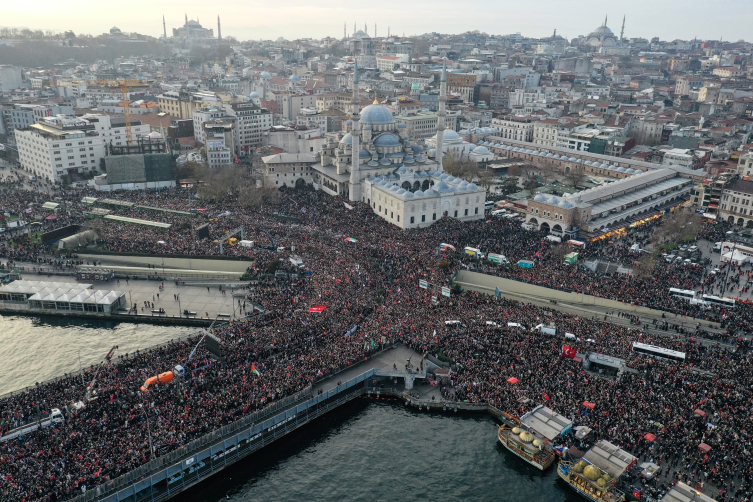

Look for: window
[464,209,468,216]
[421,215,426,222]
[475,207,478,214]
[410,216,414,223]
[454,210,458,217]
[433,213,436,220]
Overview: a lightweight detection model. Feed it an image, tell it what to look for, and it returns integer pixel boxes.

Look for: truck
[0,408,64,443]
[487,252,510,265]
[464,246,485,259]
[289,255,304,268]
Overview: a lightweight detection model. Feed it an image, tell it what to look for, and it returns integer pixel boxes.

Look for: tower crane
[53,78,144,145]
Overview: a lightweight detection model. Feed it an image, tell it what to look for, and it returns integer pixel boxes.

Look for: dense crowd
[1,186,752,502]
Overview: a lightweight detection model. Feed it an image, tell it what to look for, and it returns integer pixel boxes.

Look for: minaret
[348,62,361,202]
[185,14,188,27]
[353,22,356,36]
[344,23,346,40]
[435,57,447,172]
[217,16,222,41]
[620,15,625,41]
[163,15,167,39]
[388,26,390,38]
[604,15,608,27]
[375,23,377,38]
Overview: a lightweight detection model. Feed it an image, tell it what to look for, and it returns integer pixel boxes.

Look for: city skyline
[2,0,753,42]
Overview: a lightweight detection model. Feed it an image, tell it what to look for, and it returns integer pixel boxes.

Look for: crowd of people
[0,185,752,502]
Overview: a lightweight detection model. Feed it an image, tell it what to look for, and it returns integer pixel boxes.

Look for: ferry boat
[497,405,572,471]
[557,440,636,502]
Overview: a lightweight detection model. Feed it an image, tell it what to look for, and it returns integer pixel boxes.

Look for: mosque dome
[589,24,614,38]
[549,197,560,204]
[289,74,301,82]
[534,194,548,202]
[260,71,271,79]
[354,29,368,39]
[249,91,260,99]
[340,133,353,145]
[558,201,574,209]
[626,168,636,174]
[532,439,543,448]
[435,181,451,192]
[512,427,521,435]
[617,167,627,172]
[374,134,401,147]
[473,146,490,154]
[443,129,461,142]
[414,190,425,197]
[360,149,371,158]
[187,20,202,28]
[360,104,394,125]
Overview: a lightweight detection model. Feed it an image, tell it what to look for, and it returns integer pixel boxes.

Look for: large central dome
[589,25,614,37]
[360,104,394,126]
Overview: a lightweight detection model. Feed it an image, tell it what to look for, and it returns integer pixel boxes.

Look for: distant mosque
[583,15,625,49]
[172,15,216,39]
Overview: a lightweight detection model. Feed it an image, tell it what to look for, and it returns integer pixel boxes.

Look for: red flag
[309,306,327,313]
[562,346,576,358]
[543,394,551,401]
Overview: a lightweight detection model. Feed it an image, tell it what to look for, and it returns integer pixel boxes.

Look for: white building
[662,148,694,168]
[193,106,231,146]
[262,153,317,188]
[79,113,151,148]
[491,115,536,143]
[16,117,106,182]
[228,97,272,152]
[425,129,476,161]
[394,111,441,140]
[204,122,235,169]
[265,125,323,154]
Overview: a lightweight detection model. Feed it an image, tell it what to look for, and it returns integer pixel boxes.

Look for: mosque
[308,61,487,229]
[172,15,215,39]
[583,15,624,49]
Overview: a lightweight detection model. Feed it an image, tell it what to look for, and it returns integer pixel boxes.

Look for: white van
[464,247,485,259]
[491,209,507,217]
[545,235,562,243]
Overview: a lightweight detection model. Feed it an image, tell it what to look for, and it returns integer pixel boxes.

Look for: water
[0,315,194,395]
[182,400,582,502]
[0,318,582,501]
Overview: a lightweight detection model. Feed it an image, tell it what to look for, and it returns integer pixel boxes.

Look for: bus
[668,288,696,301]
[632,342,686,362]
[701,294,736,308]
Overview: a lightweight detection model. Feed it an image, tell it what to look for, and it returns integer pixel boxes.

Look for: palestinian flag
[345,237,358,243]
[251,363,261,376]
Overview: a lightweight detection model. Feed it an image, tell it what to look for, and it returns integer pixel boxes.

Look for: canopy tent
[721,249,749,265]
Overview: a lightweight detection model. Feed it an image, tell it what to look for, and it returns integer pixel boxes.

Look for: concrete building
[203,122,235,169]
[265,125,323,154]
[533,119,560,148]
[675,76,703,96]
[526,167,694,239]
[394,111,441,140]
[157,90,220,119]
[228,100,272,152]
[492,115,535,143]
[719,179,753,228]
[16,117,106,182]
[662,148,694,168]
[262,153,317,188]
[193,106,233,146]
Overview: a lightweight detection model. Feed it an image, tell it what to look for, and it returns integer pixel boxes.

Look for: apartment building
[491,115,535,142]
[719,179,753,227]
[229,102,272,152]
[532,119,560,148]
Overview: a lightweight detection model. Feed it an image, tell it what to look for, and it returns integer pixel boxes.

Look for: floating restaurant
[0,280,126,314]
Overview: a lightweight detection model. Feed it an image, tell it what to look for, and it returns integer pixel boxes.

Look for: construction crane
[53,78,144,145]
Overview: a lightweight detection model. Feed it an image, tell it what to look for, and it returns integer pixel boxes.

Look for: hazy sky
[3,0,752,42]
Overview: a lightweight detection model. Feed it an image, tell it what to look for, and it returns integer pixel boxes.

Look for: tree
[564,164,587,188]
[633,252,657,280]
[548,243,569,263]
[650,209,702,248]
[442,152,479,180]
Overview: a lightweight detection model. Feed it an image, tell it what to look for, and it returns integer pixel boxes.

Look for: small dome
[249,91,260,99]
[289,74,301,82]
[414,190,425,197]
[379,158,391,165]
[546,153,555,158]
[558,201,573,209]
[569,157,578,162]
[597,478,606,487]
[473,146,490,154]
[360,149,371,158]
[634,169,643,173]
[553,154,561,159]
[512,427,521,435]
[534,194,548,202]
[340,133,353,145]
[617,167,627,172]
[585,161,593,166]
[626,168,636,174]
[435,181,451,192]
[549,197,560,204]
[532,439,543,447]
[468,183,478,190]
[397,122,407,128]
[396,188,407,195]
[260,71,271,78]
[403,192,414,198]
[519,431,534,443]
[583,465,602,481]
[374,134,401,147]
[539,151,547,156]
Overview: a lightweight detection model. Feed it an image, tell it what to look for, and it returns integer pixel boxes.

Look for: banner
[562,345,576,358]
[309,306,327,313]
[344,325,358,337]
[419,280,428,289]
[441,286,451,297]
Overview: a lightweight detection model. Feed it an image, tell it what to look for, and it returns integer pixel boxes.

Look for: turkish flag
[309,306,327,313]
[543,394,551,401]
[562,346,576,359]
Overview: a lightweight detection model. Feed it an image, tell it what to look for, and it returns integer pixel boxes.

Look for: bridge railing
[68,368,375,502]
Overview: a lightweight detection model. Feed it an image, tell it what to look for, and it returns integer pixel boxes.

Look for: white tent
[721,250,749,265]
